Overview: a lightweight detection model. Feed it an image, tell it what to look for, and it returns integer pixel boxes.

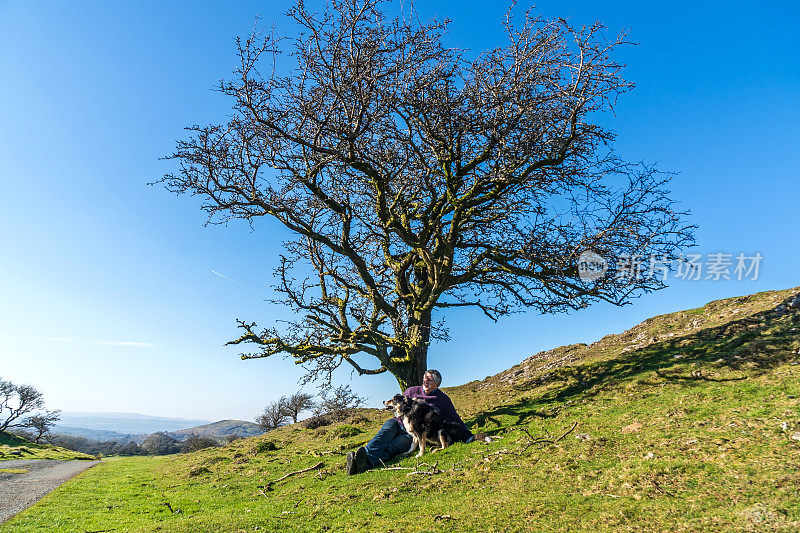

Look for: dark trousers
[364,418,412,467]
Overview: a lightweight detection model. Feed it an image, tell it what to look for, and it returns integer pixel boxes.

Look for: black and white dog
[383,394,471,457]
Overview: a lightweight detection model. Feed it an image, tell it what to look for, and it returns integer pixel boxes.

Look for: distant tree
[141,432,181,455]
[181,434,219,453]
[46,434,143,456]
[24,410,61,444]
[0,377,45,432]
[45,434,93,453]
[255,397,290,430]
[113,440,142,456]
[163,0,694,391]
[285,392,316,424]
[316,385,366,422]
[223,434,241,445]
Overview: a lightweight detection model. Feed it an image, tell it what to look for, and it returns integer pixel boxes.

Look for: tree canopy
[0,377,46,432]
[24,410,61,443]
[162,0,693,390]
[255,397,290,430]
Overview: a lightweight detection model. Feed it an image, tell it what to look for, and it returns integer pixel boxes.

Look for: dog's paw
[415,451,424,458]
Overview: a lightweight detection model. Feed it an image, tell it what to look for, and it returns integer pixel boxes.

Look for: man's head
[422,369,442,394]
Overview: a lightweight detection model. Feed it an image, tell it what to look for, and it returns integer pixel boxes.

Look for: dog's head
[383,394,412,417]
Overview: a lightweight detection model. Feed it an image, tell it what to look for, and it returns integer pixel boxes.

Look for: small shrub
[303,415,331,429]
[181,435,219,454]
[255,441,277,453]
[331,425,362,438]
[346,414,370,425]
[188,466,211,477]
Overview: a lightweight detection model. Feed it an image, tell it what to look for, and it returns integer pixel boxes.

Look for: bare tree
[24,410,61,444]
[224,434,241,444]
[161,0,694,390]
[0,378,45,432]
[285,392,316,423]
[180,434,220,453]
[255,397,290,430]
[316,385,366,422]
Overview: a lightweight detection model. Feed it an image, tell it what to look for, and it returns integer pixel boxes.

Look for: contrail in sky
[211,269,266,298]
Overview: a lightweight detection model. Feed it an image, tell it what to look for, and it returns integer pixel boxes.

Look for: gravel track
[0,459,100,523]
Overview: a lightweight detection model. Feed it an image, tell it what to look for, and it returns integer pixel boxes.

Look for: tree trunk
[391,311,432,391]
[393,343,428,391]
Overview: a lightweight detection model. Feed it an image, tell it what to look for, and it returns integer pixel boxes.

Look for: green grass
[5,287,800,531]
[0,432,97,461]
[0,431,31,447]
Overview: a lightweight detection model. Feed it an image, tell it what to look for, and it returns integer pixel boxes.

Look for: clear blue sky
[1,1,798,421]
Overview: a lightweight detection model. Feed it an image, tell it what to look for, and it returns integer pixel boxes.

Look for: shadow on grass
[469,399,557,429]
[465,294,800,430]
[654,370,748,383]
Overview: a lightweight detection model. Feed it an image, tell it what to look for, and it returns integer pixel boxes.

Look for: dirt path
[0,459,100,523]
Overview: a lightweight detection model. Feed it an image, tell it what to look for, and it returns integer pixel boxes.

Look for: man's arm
[436,392,468,429]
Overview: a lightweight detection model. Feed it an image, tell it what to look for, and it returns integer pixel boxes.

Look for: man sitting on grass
[346,369,472,475]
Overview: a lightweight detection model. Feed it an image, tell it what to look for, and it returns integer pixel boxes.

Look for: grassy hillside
[5,287,800,532]
[0,431,97,461]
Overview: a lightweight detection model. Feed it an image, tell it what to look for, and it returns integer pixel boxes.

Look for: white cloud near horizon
[42,336,80,343]
[91,340,156,348]
[0,335,155,348]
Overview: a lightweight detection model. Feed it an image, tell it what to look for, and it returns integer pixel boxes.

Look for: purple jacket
[394,386,470,434]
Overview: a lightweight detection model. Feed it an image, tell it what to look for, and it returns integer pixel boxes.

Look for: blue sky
[1,1,798,421]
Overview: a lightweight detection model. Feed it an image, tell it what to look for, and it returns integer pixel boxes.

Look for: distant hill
[50,426,140,443]
[51,415,264,444]
[169,420,266,440]
[54,412,212,436]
